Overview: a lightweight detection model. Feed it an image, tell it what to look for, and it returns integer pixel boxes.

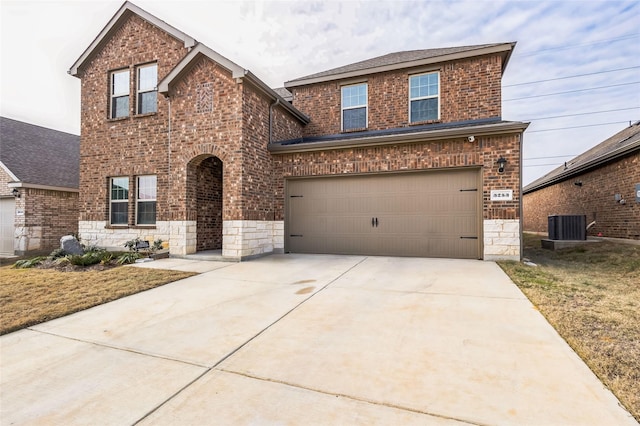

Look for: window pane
[110,202,128,225]
[111,177,129,200]
[410,73,438,99]
[137,175,157,200]
[137,201,156,225]
[343,107,366,130]
[138,65,157,91]
[342,84,366,108]
[112,96,129,118]
[112,70,129,96]
[410,98,438,122]
[138,92,157,114]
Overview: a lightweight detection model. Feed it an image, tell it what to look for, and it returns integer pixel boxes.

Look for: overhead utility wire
[524,155,577,160]
[523,107,640,121]
[504,66,640,87]
[517,34,639,57]
[503,82,640,101]
[527,121,633,133]
[524,163,567,168]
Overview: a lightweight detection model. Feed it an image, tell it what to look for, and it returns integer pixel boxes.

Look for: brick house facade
[0,117,79,255]
[69,2,527,261]
[523,122,640,240]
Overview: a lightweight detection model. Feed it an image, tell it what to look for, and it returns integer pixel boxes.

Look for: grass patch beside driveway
[0,265,196,335]
[499,234,640,422]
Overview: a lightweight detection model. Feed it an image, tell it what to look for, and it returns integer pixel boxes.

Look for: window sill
[107,116,129,123]
[134,112,157,119]
[341,127,368,133]
[408,119,441,126]
[104,225,157,229]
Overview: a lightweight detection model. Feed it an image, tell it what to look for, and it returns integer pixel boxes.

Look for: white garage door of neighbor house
[286,169,481,259]
[0,198,15,255]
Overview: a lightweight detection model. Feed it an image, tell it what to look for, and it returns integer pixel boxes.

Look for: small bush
[48,248,67,259]
[68,251,106,267]
[117,251,142,265]
[14,257,46,269]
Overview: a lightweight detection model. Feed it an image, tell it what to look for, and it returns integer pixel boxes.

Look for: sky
[1,0,638,185]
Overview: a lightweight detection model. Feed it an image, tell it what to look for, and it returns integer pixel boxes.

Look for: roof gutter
[7,182,79,193]
[523,141,640,194]
[269,121,529,154]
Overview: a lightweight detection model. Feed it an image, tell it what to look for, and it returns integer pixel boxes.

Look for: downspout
[519,130,524,261]
[165,93,172,254]
[269,98,280,145]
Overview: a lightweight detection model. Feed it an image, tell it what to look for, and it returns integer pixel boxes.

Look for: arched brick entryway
[187,155,223,251]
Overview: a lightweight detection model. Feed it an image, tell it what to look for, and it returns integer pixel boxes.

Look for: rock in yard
[60,235,84,255]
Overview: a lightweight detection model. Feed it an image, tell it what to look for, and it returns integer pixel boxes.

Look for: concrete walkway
[1,255,636,425]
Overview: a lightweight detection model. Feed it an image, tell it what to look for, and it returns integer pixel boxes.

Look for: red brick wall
[77,14,188,223]
[290,54,503,138]
[523,152,640,239]
[24,188,79,251]
[272,133,521,221]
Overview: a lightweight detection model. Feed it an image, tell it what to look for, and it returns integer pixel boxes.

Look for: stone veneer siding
[523,152,640,240]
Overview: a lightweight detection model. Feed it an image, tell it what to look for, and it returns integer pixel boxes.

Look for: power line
[517,34,639,57]
[503,81,640,101]
[523,107,640,121]
[527,121,633,133]
[524,155,577,160]
[504,66,640,87]
[524,163,565,167]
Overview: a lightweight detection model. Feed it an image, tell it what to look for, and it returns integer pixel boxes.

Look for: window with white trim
[137,64,157,114]
[110,69,130,119]
[110,177,129,225]
[136,175,157,225]
[409,72,439,123]
[341,83,367,131]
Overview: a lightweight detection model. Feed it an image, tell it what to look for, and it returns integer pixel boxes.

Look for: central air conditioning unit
[548,215,587,240]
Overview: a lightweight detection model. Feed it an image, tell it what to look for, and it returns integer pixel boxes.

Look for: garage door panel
[286,169,480,259]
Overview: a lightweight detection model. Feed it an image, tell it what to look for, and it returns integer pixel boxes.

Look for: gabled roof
[68,1,196,77]
[524,121,640,194]
[157,43,309,124]
[285,42,516,88]
[0,117,80,190]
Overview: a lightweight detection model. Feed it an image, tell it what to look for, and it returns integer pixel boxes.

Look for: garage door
[286,169,481,259]
[0,198,15,255]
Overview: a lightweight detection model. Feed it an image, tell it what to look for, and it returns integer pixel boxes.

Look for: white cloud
[1,0,638,184]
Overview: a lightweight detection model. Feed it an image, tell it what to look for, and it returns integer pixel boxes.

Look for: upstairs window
[137,64,157,114]
[409,72,439,123]
[136,175,157,225]
[110,177,129,225]
[110,69,129,119]
[341,83,367,131]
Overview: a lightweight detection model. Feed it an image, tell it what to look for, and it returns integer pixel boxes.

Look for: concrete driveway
[1,255,636,425]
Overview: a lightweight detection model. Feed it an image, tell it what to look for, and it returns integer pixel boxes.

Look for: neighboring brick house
[0,117,79,255]
[523,122,640,240]
[69,1,528,261]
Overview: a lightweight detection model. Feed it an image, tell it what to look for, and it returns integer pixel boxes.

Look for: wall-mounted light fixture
[574,181,583,187]
[11,188,20,198]
[496,156,507,174]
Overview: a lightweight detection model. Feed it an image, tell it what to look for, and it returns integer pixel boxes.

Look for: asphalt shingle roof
[287,43,509,83]
[0,117,80,189]
[524,121,640,193]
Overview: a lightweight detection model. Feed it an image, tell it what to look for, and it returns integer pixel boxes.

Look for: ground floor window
[136,175,157,225]
[110,177,129,225]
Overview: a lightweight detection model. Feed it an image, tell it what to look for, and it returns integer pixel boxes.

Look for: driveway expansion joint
[218,368,486,426]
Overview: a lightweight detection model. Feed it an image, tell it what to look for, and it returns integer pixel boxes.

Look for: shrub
[48,248,67,259]
[68,250,107,267]
[116,251,142,265]
[14,257,46,269]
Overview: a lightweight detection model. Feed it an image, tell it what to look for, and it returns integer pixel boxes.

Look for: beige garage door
[286,169,481,259]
